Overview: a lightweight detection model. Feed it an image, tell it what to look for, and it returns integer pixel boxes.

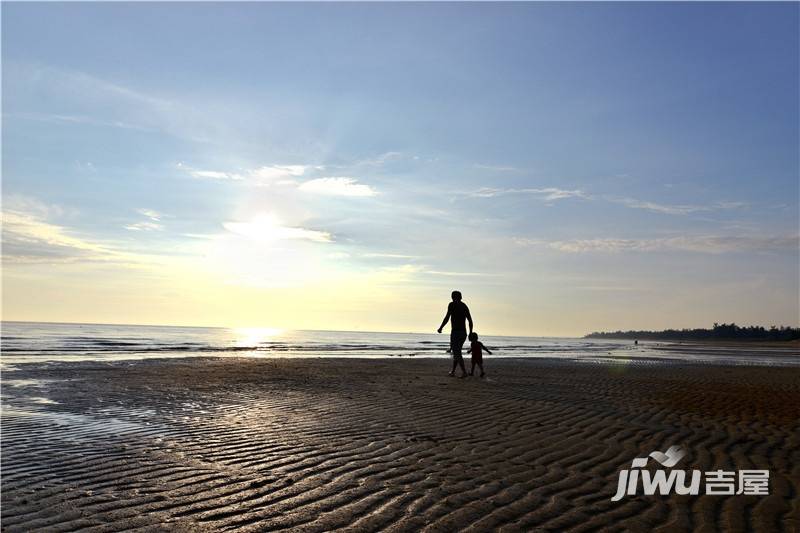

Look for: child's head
[469,332,478,342]
[451,290,462,302]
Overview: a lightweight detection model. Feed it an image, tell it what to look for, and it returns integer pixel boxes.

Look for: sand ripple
[2,358,799,531]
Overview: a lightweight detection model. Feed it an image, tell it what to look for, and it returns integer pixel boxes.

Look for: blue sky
[2,3,798,335]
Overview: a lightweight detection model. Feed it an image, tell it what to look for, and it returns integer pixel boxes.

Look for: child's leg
[479,362,485,377]
[470,358,475,375]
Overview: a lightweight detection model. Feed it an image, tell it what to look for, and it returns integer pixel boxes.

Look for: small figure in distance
[467,332,492,378]
[437,290,473,377]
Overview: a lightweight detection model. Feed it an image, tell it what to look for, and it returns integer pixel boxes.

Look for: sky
[2,2,798,337]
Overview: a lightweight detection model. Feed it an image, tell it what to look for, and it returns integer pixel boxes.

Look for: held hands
[437,327,443,333]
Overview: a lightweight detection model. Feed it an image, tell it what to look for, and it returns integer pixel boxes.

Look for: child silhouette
[467,332,492,378]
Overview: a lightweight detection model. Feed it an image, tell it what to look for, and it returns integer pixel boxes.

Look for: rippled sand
[2,357,799,531]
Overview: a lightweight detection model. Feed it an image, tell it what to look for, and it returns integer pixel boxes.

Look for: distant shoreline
[585,323,800,342]
[584,336,800,345]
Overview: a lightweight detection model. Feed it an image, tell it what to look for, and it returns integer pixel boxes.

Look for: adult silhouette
[437,290,473,377]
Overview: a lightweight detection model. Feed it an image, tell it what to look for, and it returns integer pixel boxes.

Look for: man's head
[451,290,462,302]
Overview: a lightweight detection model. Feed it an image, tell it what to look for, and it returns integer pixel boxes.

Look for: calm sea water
[1,321,632,364]
[1,321,797,366]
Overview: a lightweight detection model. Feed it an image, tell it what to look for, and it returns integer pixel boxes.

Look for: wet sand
[2,357,799,532]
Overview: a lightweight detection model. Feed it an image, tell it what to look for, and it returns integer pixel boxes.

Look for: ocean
[1,321,797,366]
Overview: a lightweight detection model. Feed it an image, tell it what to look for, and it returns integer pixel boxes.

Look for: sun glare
[233,327,284,348]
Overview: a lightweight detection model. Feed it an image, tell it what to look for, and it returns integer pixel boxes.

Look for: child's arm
[481,342,492,354]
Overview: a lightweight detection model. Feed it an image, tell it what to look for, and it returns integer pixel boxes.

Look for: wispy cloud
[468,185,747,216]
[2,211,104,263]
[187,169,245,181]
[223,214,332,243]
[473,163,520,172]
[251,165,317,181]
[124,208,165,231]
[298,177,377,197]
[9,112,154,132]
[363,253,419,259]
[469,187,587,201]
[137,208,163,221]
[178,163,321,184]
[124,222,163,232]
[516,235,799,254]
[424,269,498,277]
[5,63,220,143]
[607,196,747,216]
[356,151,406,167]
[382,264,496,277]
[2,199,144,265]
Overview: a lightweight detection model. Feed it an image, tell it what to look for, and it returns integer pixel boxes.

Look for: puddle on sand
[28,397,59,405]
[1,407,160,438]
[1,378,57,388]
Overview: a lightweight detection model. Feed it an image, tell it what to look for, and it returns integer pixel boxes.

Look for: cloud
[124,208,165,231]
[2,201,144,265]
[178,163,319,184]
[469,187,587,201]
[519,235,800,254]
[6,63,220,143]
[424,269,498,277]
[251,165,317,181]
[382,264,496,277]
[327,252,351,259]
[189,169,245,180]
[177,163,244,180]
[468,186,746,215]
[474,163,520,172]
[137,208,162,221]
[9,112,154,132]
[363,253,419,259]
[223,214,332,243]
[2,194,70,220]
[352,151,405,167]
[2,211,104,263]
[125,222,163,232]
[298,177,377,197]
[608,196,747,216]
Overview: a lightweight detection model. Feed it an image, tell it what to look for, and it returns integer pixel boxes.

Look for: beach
[2,356,799,532]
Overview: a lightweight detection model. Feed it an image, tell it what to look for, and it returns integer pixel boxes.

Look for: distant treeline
[585,323,800,341]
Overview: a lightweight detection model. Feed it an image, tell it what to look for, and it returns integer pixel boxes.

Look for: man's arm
[437,304,452,333]
[465,305,473,333]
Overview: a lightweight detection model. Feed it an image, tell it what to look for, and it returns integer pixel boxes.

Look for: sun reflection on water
[233,327,284,349]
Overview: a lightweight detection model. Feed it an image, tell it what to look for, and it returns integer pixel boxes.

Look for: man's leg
[458,357,468,377]
[452,331,468,377]
[448,332,458,375]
